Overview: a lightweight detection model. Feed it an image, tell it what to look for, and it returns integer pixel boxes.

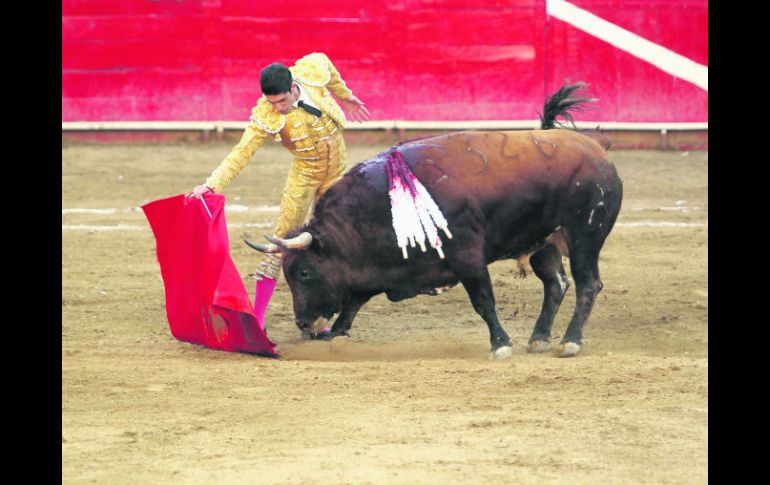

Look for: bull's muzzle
[296,319,313,331]
[296,317,315,339]
[297,317,331,340]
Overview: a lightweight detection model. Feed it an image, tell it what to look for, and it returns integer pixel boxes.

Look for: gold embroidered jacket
[204,52,353,192]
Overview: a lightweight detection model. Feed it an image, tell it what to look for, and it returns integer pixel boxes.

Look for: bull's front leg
[317,292,375,340]
[445,227,513,359]
[458,272,513,360]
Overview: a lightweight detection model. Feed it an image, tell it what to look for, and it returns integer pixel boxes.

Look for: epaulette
[290,53,331,87]
[248,97,285,135]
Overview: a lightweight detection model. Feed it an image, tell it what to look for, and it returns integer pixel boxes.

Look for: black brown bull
[247,84,623,358]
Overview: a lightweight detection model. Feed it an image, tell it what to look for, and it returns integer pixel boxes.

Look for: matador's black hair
[260,63,293,95]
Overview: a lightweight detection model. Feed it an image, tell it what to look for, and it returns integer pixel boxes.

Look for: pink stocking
[253,277,277,330]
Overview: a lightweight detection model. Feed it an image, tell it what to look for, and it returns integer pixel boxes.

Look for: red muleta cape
[142,194,277,356]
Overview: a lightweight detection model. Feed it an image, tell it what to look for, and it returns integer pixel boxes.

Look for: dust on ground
[62,140,707,484]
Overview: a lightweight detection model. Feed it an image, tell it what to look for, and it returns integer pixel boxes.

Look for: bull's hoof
[491,346,513,360]
[559,342,581,357]
[527,340,550,353]
[313,328,350,341]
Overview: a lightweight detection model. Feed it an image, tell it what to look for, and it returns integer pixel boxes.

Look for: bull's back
[398,129,619,261]
[403,129,611,210]
[310,127,619,291]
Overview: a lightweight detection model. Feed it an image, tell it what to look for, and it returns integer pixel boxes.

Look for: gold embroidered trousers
[257,128,348,280]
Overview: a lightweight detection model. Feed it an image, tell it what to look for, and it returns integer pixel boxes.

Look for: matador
[189,52,370,323]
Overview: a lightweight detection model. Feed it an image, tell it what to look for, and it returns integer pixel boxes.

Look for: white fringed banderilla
[386,149,452,259]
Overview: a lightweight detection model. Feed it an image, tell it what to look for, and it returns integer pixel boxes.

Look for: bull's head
[245,232,345,337]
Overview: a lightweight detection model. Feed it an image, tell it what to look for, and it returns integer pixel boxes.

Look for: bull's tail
[539,82,595,130]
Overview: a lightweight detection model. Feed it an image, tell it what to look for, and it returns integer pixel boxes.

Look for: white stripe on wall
[546,0,708,91]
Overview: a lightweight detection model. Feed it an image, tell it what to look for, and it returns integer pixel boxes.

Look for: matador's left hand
[339,95,371,123]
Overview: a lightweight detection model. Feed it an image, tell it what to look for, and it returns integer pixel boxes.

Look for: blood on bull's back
[397,128,619,265]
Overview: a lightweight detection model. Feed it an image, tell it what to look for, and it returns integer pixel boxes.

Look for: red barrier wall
[62,0,708,123]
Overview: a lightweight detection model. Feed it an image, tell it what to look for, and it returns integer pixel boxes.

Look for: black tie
[297,100,322,117]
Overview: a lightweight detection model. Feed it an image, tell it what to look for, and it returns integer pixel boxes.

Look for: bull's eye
[300,269,311,280]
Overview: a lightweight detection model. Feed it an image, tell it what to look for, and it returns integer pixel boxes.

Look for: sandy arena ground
[62,138,707,484]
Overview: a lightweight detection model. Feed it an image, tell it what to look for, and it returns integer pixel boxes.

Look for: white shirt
[292,83,320,113]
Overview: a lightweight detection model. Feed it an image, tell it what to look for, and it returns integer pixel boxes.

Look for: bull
[247,83,623,358]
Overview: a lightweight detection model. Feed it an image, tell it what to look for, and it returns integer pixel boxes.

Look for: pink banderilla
[385,149,452,259]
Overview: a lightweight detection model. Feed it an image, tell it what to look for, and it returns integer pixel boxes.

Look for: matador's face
[265,83,300,115]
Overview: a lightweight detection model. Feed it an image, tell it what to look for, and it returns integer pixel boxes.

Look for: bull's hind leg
[527,243,570,353]
[557,176,621,357]
[560,233,604,357]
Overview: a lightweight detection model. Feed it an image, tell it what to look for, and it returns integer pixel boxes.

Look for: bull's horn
[244,239,281,253]
[265,232,313,250]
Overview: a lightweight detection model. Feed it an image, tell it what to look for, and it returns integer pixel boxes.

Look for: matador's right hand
[188,184,214,199]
